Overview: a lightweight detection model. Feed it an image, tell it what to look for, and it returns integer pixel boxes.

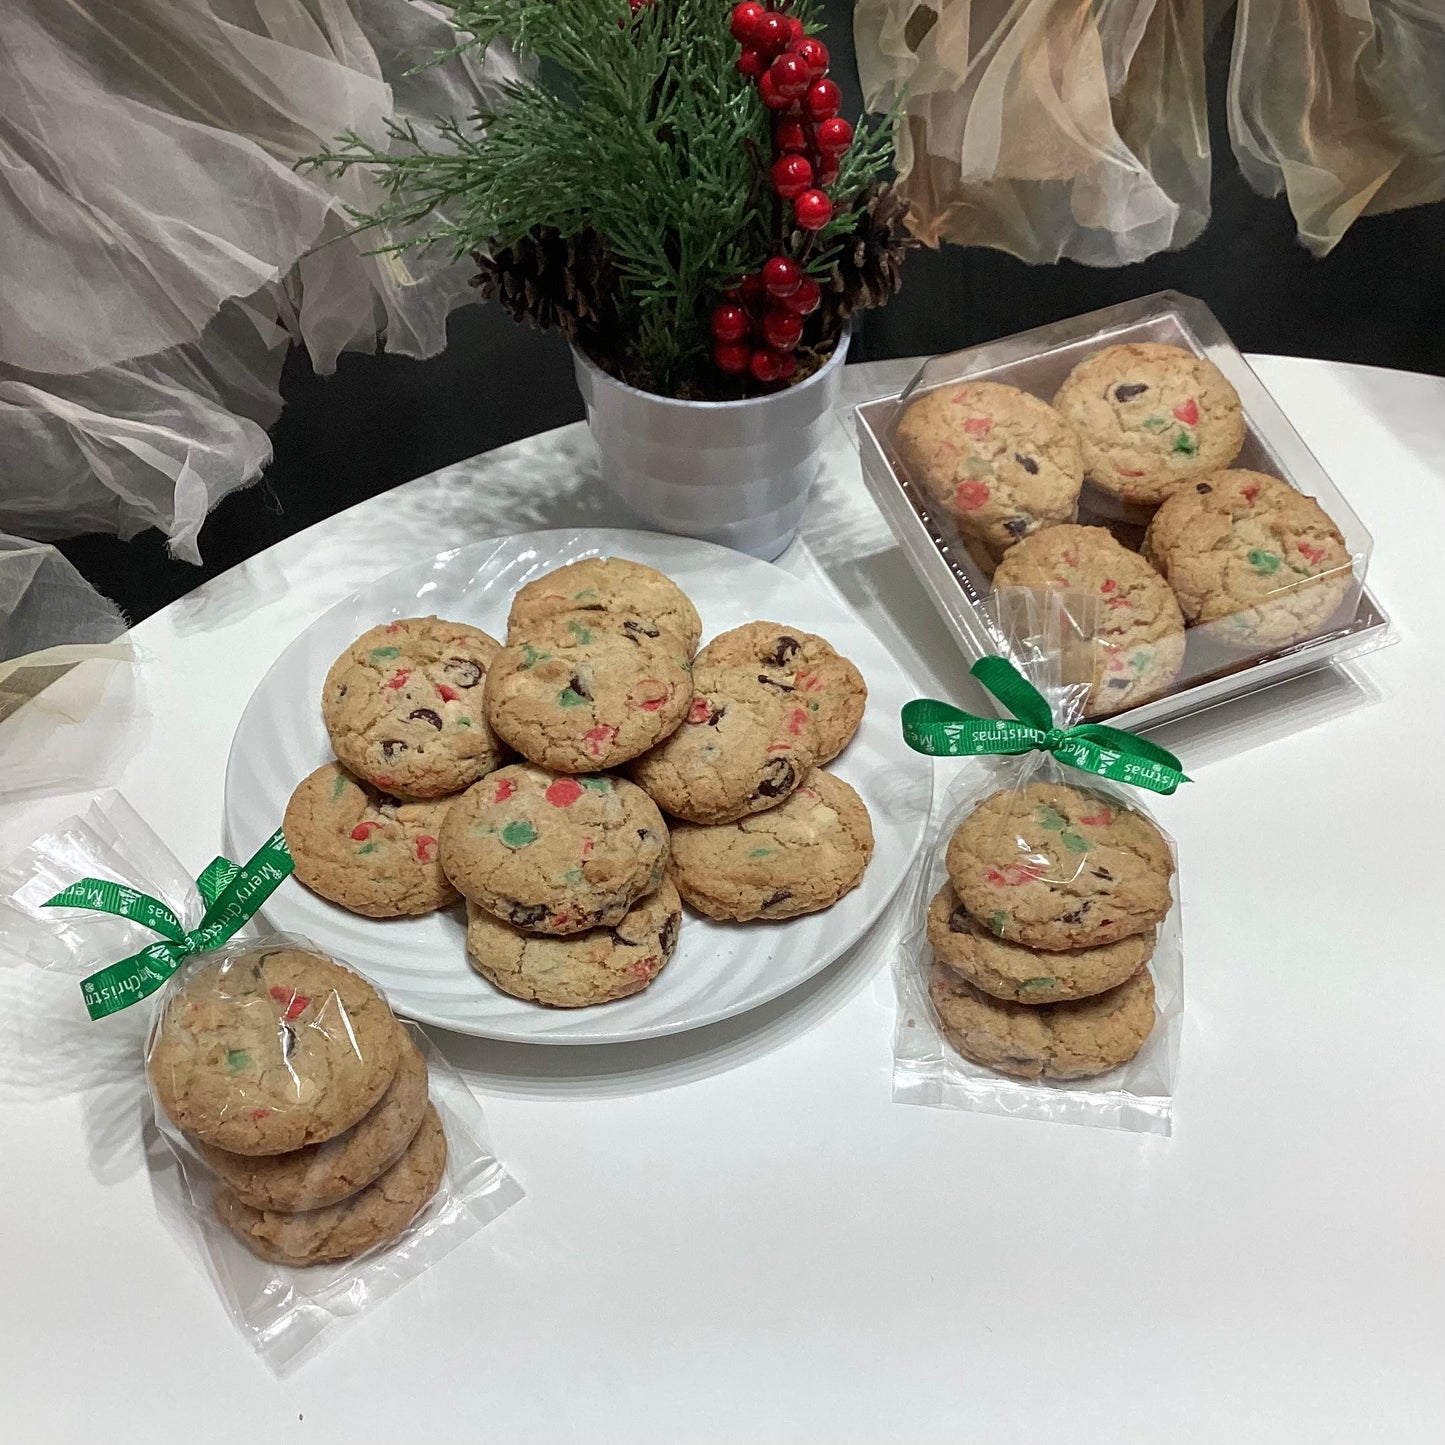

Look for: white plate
[224,528,932,1044]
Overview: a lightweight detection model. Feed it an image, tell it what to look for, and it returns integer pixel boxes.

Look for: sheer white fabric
[0,1,519,559]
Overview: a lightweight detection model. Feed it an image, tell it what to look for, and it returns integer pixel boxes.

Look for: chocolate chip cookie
[1054,343,1245,507]
[507,557,703,657]
[283,762,458,918]
[1142,469,1353,649]
[895,380,1084,553]
[439,763,668,933]
[465,879,683,1007]
[991,524,1186,716]
[216,1103,447,1266]
[927,881,1154,1004]
[148,948,401,1156]
[322,617,507,800]
[667,770,874,921]
[193,1023,429,1211]
[695,622,866,764]
[485,611,692,773]
[945,782,1174,952]
[929,961,1156,1080]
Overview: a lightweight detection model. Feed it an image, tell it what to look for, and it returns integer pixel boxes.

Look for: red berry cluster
[711,256,822,383]
[717,4,854,383]
[729,2,852,234]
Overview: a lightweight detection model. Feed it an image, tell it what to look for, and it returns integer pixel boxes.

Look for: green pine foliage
[304,0,892,396]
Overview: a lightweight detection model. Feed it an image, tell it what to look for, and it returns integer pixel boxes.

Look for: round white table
[3,355,1443,1443]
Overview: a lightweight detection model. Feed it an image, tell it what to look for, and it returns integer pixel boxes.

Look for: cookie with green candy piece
[322,616,507,801]
[283,761,459,918]
[1142,469,1352,650]
[148,947,401,1156]
[991,524,1186,718]
[928,960,1156,1081]
[945,782,1174,953]
[927,880,1154,1004]
[439,762,669,934]
[1054,342,1245,508]
[485,610,692,773]
[506,557,703,657]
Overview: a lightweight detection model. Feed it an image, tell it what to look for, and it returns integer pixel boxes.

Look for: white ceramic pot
[571,328,851,560]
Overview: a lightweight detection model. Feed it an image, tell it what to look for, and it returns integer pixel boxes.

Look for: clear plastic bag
[0,792,523,1373]
[893,592,1184,1133]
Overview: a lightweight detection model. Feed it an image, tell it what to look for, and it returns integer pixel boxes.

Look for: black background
[56,3,1445,621]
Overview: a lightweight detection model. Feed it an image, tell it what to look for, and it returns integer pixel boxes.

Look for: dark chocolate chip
[1107,677,1131,690]
[753,758,796,799]
[948,903,972,933]
[444,658,482,688]
[757,673,794,693]
[637,828,654,843]
[767,635,801,667]
[505,902,550,928]
[568,672,592,701]
[380,739,407,760]
[1013,452,1039,475]
[1092,866,1113,880]
[762,889,792,909]
[1059,903,1091,924]
[407,707,443,729]
[623,618,660,642]
[336,685,348,700]
[1114,382,1148,402]
[1196,482,1213,493]
[279,1022,296,1061]
[1003,516,1031,539]
[659,911,682,957]
[706,705,725,726]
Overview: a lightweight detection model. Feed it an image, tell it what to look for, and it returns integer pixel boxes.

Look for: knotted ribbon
[901,657,1189,795]
[43,830,294,1020]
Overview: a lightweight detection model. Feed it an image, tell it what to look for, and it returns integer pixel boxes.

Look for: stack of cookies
[148,946,447,1266]
[894,342,1353,715]
[284,557,878,1011]
[924,780,1174,1082]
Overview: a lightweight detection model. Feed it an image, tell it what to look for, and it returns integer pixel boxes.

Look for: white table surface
[3,354,1444,1443]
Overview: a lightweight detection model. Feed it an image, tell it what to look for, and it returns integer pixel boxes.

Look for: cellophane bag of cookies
[0,792,523,1373]
[892,591,1186,1135]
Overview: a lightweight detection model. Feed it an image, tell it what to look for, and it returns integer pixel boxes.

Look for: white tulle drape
[854,0,1444,265]
[0,0,519,560]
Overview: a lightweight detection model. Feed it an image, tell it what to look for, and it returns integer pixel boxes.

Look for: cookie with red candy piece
[322,617,506,801]
[895,380,1084,556]
[439,764,668,934]
[991,524,1185,717]
[1054,342,1245,508]
[283,762,458,918]
[148,948,401,1156]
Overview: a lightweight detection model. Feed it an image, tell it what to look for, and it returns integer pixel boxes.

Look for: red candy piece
[349,821,380,841]
[545,777,584,807]
[632,678,670,711]
[414,834,437,863]
[687,695,713,724]
[793,189,833,230]
[581,837,595,856]
[251,1109,271,1121]
[954,480,991,511]
[786,707,808,735]
[963,416,993,437]
[268,987,311,1021]
[1100,578,1116,593]
[493,776,517,803]
[804,78,841,119]
[373,775,394,789]
[1172,397,1200,426]
[766,742,793,754]
[1078,808,1113,826]
[384,622,401,634]
[437,683,460,703]
[1298,541,1326,566]
[583,724,618,755]
[1115,466,1146,478]
[384,668,411,690]
[1242,483,1260,504]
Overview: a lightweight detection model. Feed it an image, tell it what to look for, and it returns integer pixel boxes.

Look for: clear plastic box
[855,291,1391,730]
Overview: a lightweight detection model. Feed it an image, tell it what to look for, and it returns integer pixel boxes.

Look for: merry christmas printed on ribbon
[901,657,1190,795]
[43,831,294,1020]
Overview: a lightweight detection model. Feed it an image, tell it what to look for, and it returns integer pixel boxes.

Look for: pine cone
[822,182,917,321]
[470,226,618,340]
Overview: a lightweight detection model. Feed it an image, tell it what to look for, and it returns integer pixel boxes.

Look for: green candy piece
[519,642,552,669]
[1141,415,1169,431]
[1129,649,1152,674]
[1060,831,1090,853]
[581,777,613,791]
[746,847,774,859]
[1035,804,1068,831]
[572,587,600,601]
[369,646,401,661]
[501,820,537,848]
[1019,977,1056,992]
[561,867,585,884]
[456,716,472,727]
[557,688,588,708]
[356,842,379,855]
[990,910,1007,937]
[1171,430,1197,455]
[1248,549,1281,574]
[330,774,348,801]
[566,619,593,644]
[225,1049,251,1074]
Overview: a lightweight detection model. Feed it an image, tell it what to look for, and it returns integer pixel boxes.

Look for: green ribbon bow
[42,830,294,1021]
[901,657,1189,795]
